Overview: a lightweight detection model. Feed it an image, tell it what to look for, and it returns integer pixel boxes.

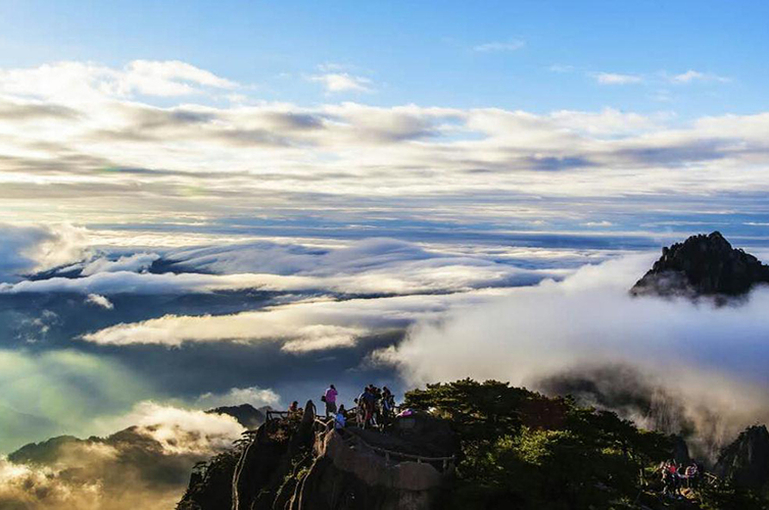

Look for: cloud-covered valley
[6,219,769,466]
[0,223,581,454]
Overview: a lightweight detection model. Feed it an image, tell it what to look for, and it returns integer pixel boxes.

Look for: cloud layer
[0,59,764,239]
[0,237,559,296]
[0,224,89,281]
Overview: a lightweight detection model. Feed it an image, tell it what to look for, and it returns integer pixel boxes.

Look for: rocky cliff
[178,402,456,510]
[631,231,769,299]
[713,425,769,489]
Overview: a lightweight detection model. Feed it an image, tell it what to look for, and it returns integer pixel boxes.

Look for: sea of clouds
[376,254,769,459]
[3,219,769,510]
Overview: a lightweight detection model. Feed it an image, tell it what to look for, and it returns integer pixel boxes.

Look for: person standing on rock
[324,384,338,418]
[335,405,347,430]
[362,385,376,428]
[381,386,395,426]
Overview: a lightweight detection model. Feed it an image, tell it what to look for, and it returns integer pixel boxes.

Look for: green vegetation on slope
[403,379,769,510]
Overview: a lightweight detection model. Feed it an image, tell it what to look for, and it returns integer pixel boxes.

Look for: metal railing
[265,410,290,422]
[313,416,335,433]
[331,426,455,472]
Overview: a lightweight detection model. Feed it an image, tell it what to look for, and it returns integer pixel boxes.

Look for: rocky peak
[206,403,267,430]
[714,425,769,489]
[630,231,769,298]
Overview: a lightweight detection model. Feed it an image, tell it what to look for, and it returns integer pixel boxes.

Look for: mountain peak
[631,231,769,298]
[206,403,267,430]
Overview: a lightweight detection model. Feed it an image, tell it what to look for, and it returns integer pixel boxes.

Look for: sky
[1,1,768,116]
[0,1,768,245]
[2,4,769,505]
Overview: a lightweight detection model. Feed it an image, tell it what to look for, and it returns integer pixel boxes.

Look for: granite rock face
[631,231,769,299]
[714,425,769,489]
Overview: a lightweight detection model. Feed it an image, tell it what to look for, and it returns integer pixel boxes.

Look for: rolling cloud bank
[379,254,769,460]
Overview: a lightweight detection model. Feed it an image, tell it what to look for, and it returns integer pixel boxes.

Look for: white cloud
[549,107,665,136]
[196,386,281,409]
[310,72,372,93]
[81,252,160,275]
[593,72,643,84]
[670,69,730,84]
[548,64,574,73]
[473,40,525,52]
[0,223,89,282]
[0,60,237,104]
[121,60,237,96]
[85,293,114,309]
[80,303,369,350]
[280,325,360,352]
[0,270,309,295]
[101,401,245,455]
[0,238,557,296]
[80,288,512,349]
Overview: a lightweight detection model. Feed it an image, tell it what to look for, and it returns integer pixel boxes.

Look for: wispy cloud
[195,386,281,409]
[85,293,114,309]
[79,288,510,350]
[593,72,643,85]
[473,39,525,52]
[591,69,730,86]
[670,69,731,84]
[548,64,574,73]
[309,72,372,93]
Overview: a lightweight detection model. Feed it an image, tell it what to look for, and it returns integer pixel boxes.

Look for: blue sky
[2,0,767,117]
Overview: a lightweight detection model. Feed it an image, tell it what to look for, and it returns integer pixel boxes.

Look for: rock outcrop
[177,403,456,510]
[295,428,445,510]
[713,425,769,489]
[631,231,769,299]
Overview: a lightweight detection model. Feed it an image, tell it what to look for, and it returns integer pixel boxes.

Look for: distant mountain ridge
[631,231,769,298]
[8,403,264,466]
[2,403,266,510]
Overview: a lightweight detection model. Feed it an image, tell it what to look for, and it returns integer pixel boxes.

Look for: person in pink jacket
[323,384,338,418]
